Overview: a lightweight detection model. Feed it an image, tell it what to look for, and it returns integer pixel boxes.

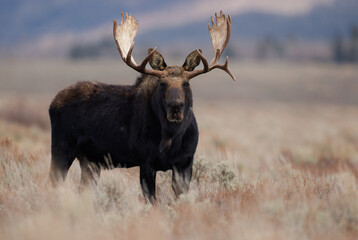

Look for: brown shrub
[0,137,35,166]
[282,138,358,178]
[0,97,49,130]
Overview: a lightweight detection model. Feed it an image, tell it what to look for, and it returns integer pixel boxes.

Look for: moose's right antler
[113,13,165,77]
[185,11,236,81]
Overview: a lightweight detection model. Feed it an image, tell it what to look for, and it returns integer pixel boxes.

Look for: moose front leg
[172,160,193,197]
[140,165,157,203]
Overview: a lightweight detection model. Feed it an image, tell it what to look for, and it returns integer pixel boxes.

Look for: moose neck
[151,92,192,153]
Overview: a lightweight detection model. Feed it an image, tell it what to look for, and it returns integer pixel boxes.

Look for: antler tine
[198,49,209,72]
[126,44,160,75]
[187,51,236,81]
[211,56,236,80]
[186,11,236,81]
[113,12,164,77]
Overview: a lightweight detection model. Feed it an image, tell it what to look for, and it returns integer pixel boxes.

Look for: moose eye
[183,82,190,88]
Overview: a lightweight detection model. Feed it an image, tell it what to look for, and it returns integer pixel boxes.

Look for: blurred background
[0,0,357,95]
[0,0,358,136]
[0,0,357,120]
[1,0,357,62]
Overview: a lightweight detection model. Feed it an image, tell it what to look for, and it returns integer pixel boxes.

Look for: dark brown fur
[48,50,202,202]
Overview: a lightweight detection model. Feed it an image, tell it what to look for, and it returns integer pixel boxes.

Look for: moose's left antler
[185,11,236,81]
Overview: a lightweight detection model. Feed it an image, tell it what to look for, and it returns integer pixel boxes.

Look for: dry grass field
[0,59,358,240]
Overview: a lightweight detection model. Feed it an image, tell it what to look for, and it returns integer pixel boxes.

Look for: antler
[185,11,236,81]
[113,13,165,77]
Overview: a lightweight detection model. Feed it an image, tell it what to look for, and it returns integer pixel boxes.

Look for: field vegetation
[0,59,358,239]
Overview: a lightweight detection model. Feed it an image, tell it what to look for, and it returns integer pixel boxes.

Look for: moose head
[113,12,235,125]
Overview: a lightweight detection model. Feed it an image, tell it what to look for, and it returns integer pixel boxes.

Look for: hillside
[1,0,357,57]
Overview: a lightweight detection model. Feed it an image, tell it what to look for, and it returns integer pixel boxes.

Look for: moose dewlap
[48,11,235,203]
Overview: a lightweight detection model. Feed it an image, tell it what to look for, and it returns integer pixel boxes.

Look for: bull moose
[48,11,235,202]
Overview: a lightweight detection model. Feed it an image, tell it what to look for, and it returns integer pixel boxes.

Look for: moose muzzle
[166,88,185,123]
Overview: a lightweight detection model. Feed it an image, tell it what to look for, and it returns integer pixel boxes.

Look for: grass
[0,59,358,239]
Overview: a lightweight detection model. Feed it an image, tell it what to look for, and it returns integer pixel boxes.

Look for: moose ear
[183,49,202,71]
[148,48,167,70]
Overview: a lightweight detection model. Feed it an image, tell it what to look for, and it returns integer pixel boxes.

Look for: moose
[48,11,235,202]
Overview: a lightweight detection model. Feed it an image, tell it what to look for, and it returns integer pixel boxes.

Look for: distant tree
[69,44,101,59]
[256,36,284,60]
[350,26,358,62]
[332,34,345,63]
[68,38,118,60]
[332,26,358,64]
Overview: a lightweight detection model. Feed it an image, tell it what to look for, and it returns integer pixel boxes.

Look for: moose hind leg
[49,145,75,186]
[79,157,101,187]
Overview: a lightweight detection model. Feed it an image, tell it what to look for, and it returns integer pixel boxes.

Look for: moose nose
[168,101,184,113]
